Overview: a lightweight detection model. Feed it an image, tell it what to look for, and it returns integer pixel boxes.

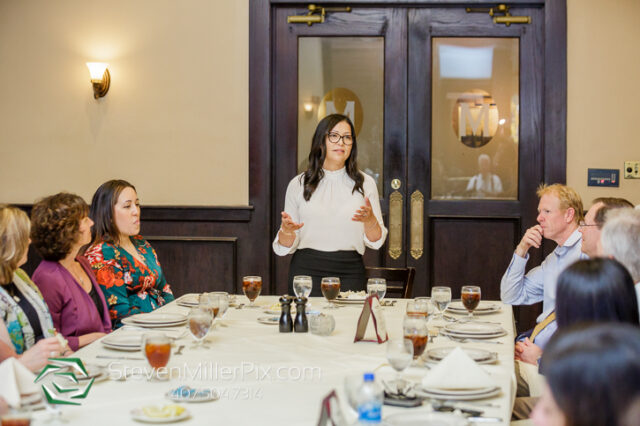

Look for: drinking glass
[293,275,313,299]
[242,276,262,308]
[386,338,414,391]
[142,333,172,380]
[321,277,341,309]
[405,298,432,318]
[210,291,230,323]
[431,286,452,319]
[403,314,429,361]
[461,285,481,320]
[187,307,213,349]
[199,293,221,321]
[367,278,387,301]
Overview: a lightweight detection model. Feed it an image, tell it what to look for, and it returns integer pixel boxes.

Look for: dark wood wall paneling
[19,205,256,298]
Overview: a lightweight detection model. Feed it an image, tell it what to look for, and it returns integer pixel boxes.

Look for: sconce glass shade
[86,62,108,81]
[86,62,110,99]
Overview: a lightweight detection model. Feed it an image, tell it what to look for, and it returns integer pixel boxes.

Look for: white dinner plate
[444,322,505,336]
[426,347,497,364]
[130,313,187,325]
[415,386,501,401]
[121,317,186,328]
[257,316,279,325]
[440,330,507,340]
[131,407,190,423]
[333,297,367,305]
[447,301,501,314]
[385,411,468,426]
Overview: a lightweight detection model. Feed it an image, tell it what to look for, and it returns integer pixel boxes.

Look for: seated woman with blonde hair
[31,193,111,350]
[0,205,67,371]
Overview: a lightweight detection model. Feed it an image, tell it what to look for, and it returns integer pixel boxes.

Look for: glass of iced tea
[188,306,213,348]
[321,277,341,309]
[461,285,481,320]
[210,291,230,324]
[242,276,262,308]
[403,314,429,362]
[142,333,172,380]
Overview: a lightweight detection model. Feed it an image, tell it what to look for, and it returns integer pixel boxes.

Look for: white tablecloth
[32,296,516,425]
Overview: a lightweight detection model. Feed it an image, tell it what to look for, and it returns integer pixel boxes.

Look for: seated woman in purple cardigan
[30,193,111,350]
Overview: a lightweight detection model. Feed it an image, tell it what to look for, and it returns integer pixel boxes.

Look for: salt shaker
[279,295,293,333]
[294,297,308,333]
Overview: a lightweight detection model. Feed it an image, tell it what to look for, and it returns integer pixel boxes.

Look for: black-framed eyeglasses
[578,221,599,228]
[326,132,353,146]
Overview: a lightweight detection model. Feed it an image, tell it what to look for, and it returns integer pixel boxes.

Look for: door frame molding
[249,0,567,292]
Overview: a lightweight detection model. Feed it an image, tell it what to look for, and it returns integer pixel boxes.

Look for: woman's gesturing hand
[278,212,303,248]
[352,197,377,226]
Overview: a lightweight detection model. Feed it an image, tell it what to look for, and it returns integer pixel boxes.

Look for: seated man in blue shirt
[501,183,585,358]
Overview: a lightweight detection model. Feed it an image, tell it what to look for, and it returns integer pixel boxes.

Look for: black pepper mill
[294,297,308,333]
[279,295,293,333]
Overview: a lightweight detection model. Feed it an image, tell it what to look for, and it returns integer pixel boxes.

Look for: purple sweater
[32,257,111,350]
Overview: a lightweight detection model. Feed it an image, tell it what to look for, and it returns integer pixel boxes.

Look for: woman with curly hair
[273,114,387,296]
[85,180,174,328]
[0,205,67,371]
[31,193,111,350]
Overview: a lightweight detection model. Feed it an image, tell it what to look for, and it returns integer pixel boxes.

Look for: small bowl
[308,313,335,336]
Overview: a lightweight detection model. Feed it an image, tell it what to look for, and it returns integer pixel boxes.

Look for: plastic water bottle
[356,372,383,424]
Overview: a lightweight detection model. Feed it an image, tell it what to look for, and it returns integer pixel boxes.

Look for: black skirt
[288,248,366,297]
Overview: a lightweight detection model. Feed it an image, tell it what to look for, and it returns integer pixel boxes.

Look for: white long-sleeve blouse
[272,168,388,256]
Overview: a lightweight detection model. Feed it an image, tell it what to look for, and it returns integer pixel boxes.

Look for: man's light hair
[601,208,640,283]
[536,183,584,224]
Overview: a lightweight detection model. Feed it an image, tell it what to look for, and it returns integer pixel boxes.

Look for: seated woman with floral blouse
[85,180,174,328]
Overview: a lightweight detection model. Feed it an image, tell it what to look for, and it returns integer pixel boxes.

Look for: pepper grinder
[279,295,293,333]
[294,297,308,333]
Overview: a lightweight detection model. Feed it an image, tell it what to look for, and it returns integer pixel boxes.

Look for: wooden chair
[365,267,416,299]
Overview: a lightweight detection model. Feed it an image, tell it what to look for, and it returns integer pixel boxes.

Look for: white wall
[0,0,248,205]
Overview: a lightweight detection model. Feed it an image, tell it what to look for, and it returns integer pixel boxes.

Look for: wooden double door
[267,2,564,329]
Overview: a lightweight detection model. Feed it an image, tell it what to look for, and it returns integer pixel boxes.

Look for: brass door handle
[410,190,424,259]
[388,180,403,260]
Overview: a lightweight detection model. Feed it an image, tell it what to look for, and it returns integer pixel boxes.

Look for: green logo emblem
[34,358,94,405]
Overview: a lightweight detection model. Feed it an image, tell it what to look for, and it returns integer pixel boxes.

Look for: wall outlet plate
[624,161,640,179]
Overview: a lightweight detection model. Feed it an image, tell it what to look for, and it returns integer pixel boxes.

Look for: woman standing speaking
[273,114,387,296]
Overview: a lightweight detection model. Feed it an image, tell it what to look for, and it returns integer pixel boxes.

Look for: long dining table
[31,295,517,425]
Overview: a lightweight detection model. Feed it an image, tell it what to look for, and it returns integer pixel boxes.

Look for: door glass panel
[298,37,384,193]
[431,38,519,200]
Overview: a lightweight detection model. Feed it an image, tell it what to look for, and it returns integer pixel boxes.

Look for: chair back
[364,266,415,299]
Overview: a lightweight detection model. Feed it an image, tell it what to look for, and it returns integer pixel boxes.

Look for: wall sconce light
[86,62,110,99]
[302,96,320,116]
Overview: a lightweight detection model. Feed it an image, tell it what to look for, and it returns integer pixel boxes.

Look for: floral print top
[0,269,55,354]
[85,235,174,329]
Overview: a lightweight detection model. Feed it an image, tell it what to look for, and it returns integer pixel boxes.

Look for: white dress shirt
[272,168,388,256]
[501,228,585,323]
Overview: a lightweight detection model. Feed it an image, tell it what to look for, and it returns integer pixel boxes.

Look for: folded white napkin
[0,358,39,407]
[422,346,496,390]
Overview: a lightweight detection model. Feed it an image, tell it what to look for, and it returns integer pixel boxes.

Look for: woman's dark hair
[89,179,136,244]
[302,114,364,201]
[541,323,640,426]
[30,192,89,261]
[555,258,639,329]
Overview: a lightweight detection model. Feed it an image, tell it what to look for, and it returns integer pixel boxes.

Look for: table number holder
[354,294,388,344]
[317,390,347,426]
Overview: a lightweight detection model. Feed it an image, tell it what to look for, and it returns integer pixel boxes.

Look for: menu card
[354,295,388,344]
[316,390,347,426]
